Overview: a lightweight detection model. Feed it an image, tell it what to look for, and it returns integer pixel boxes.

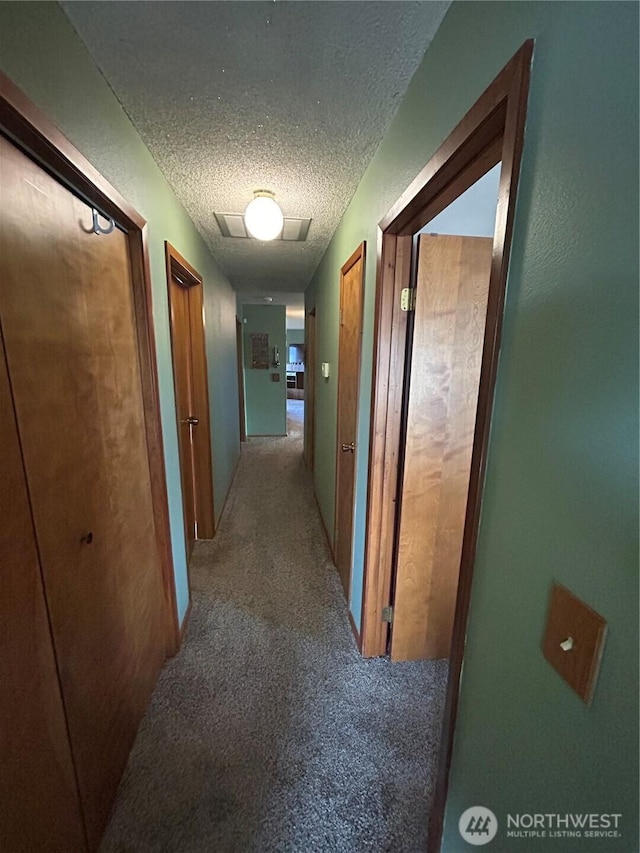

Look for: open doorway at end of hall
[286,324,305,437]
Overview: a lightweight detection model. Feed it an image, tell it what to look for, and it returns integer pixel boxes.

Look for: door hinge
[382,605,394,624]
[400,287,416,312]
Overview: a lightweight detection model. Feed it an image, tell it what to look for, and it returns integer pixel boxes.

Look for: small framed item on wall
[250,332,269,369]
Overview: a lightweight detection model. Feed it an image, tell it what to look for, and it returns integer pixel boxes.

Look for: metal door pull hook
[91,209,115,235]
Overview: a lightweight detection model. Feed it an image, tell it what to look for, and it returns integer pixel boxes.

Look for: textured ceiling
[62,1,449,295]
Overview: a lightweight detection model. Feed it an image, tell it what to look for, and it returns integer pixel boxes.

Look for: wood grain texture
[542,584,608,705]
[131,227,180,654]
[169,273,198,555]
[0,327,88,853]
[0,73,144,231]
[380,107,506,237]
[391,235,493,662]
[361,231,412,657]
[166,243,216,552]
[187,279,215,538]
[334,243,365,597]
[0,136,168,849]
[2,71,179,657]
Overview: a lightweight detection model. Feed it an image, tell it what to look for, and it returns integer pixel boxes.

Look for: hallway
[100,402,448,852]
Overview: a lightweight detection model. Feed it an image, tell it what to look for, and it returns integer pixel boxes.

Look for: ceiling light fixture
[244,190,284,241]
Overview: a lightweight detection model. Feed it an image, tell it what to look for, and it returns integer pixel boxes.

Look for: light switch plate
[542,583,607,705]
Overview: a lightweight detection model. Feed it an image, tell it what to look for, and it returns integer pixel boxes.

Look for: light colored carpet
[100,400,448,852]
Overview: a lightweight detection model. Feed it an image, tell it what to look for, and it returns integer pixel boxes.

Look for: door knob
[341,442,355,453]
[80,532,94,545]
[184,416,199,425]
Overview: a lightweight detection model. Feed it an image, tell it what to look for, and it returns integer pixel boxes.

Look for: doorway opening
[286,397,305,440]
[303,308,316,470]
[391,164,501,661]
[360,42,533,850]
[286,311,306,440]
[236,316,247,443]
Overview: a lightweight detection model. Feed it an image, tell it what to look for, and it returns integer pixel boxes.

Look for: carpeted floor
[100,400,448,852]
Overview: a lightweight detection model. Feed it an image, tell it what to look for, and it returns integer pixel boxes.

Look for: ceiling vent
[214,212,311,241]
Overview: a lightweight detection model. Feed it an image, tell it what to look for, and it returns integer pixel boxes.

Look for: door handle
[341,442,355,453]
[183,416,199,425]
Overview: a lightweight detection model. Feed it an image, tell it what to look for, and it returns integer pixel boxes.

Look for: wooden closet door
[0,328,87,853]
[391,234,493,662]
[0,136,168,848]
[186,283,215,539]
[167,254,215,556]
[169,275,198,555]
[334,245,365,597]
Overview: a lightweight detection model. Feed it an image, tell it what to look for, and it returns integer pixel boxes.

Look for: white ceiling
[62,0,450,310]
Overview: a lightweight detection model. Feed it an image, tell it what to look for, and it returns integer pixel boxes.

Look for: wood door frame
[333,241,366,599]
[165,242,216,552]
[0,72,180,654]
[360,42,533,850]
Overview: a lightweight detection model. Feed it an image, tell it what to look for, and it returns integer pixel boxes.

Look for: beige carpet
[100,399,448,852]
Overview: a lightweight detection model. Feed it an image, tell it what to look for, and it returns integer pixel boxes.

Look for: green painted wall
[287,328,305,365]
[286,328,305,348]
[307,2,638,849]
[0,1,241,626]
[242,304,286,435]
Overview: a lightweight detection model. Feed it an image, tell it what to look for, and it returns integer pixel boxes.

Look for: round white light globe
[244,195,284,241]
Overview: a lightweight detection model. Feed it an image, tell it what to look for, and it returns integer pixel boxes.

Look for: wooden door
[334,244,365,596]
[304,310,316,469]
[166,246,215,558]
[0,136,168,848]
[391,234,493,661]
[0,328,88,853]
[170,273,197,553]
